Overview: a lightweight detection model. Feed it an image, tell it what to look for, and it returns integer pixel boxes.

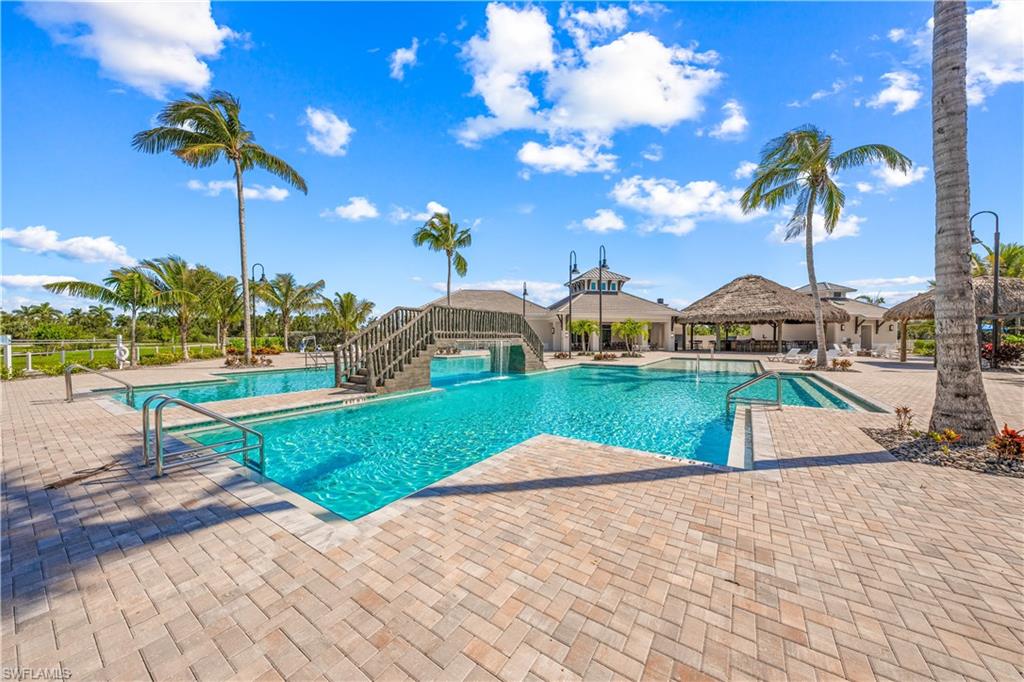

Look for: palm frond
[174,143,228,168]
[241,144,308,193]
[830,144,911,173]
[131,126,211,155]
[820,178,845,232]
[452,252,468,277]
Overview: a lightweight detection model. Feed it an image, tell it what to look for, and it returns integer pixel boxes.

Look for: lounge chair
[851,343,862,354]
[769,348,800,362]
[871,344,890,358]
[785,350,810,364]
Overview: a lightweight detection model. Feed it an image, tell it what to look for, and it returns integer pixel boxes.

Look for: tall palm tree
[45,269,155,365]
[570,319,599,352]
[741,126,911,367]
[132,91,308,364]
[258,273,325,350]
[413,211,472,306]
[972,242,1024,278]
[320,292,375,343]
[929,0,996,443]
[204,273,244,354]
[139,256,214,360]
[27,303,62,325]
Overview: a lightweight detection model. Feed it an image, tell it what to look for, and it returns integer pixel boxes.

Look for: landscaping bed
[864,427,1024,478]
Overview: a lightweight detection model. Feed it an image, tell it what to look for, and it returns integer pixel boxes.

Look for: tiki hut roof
[676,274,850,324]
[883,276,1024,321]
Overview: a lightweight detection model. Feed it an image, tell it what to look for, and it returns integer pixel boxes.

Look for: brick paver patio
[2,354,1022,680]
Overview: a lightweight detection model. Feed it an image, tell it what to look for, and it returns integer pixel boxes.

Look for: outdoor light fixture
[568,250,578,358]
[251,262,266,333]
[970,210,1001,367]
[522,281,528,318]
[598,245,607,351]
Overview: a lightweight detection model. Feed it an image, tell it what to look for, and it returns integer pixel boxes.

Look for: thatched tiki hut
[884,276,1024,362]
[676,274,849,353]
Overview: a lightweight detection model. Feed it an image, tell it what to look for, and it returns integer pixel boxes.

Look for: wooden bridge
[333,305,546,393]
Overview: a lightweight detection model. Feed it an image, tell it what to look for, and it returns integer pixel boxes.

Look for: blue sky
[2,1,1021,314]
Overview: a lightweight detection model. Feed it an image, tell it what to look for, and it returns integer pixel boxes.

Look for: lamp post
[970,210,1001,368]
[522,281,528,318]
[568,250,579,357]
[597,245,607,352]
[251,262,266,340]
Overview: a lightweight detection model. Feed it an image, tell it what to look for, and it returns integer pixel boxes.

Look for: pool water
[120,366,336,406]
[189,364,855,520]
[429,353,495,387]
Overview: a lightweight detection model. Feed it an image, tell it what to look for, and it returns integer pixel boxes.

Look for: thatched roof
[676,274,850,324]
[883,276,1024,321]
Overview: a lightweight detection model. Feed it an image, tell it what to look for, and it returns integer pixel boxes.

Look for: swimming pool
[118,366,336,407]
[187,362,858,520]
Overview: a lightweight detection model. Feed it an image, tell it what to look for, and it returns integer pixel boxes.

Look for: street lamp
[522,281,528,318]
[568,250,579,358]
[597,245,607,352]
[970,210,1001,368]
[251,262,266,339]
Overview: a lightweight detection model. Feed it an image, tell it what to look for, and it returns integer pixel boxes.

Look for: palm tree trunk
[234,161,254,364]
[129,309,138,367]
[180,320,189,360]
[929,0,996,443]
[283,317,290,352]
[803,188,828,367]
[446,252,452,307]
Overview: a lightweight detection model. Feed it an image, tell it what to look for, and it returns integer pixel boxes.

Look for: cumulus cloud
[733,160,758,179]
[576,209,626,233]
[1,226,135,266]
[303,106,355,156]
[857,164,929,193]
[391,201,450,222]
[457,3,721,173]
[389,38,419,80]
[610,176,759,235]
[642,144,663,162]
[517,141,617,174]
[435,279,566,306]
[22,1,239,98]
[788,76,863,108]
[321,196,380,221]
[186,179,289,201]
[708,99,748,139]
[0,274,78,289]
[769,211,865,245]
[866,71,922,114]
[845,275,931,289]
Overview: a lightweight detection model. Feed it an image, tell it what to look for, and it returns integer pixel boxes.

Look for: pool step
[339,368,374,393]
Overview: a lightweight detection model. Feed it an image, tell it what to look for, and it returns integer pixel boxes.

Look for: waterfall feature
[491,339,510,375]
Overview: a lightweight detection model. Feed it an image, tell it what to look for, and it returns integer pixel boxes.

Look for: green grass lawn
[8,345,215,371]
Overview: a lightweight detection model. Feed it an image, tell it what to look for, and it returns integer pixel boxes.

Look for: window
[600,282,607,291]
[610,282,617,291]
[589,281,596,290]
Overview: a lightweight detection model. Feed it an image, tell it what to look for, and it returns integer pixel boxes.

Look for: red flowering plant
[989,425,1024,460]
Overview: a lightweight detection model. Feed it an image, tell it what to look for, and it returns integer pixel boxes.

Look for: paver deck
[2,352,1022,680]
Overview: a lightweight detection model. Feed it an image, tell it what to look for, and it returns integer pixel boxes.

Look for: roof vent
[657,298,665,304]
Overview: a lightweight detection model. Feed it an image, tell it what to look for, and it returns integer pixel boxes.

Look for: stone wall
[376,337,544,394]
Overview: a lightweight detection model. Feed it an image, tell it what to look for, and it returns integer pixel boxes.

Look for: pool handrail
[725,371,782,412]
[65,363,135,406]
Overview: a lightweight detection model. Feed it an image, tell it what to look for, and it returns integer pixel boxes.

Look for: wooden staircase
[334,305,546,393]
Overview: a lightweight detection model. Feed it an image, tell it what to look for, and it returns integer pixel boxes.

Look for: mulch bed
[864,427,1024,478]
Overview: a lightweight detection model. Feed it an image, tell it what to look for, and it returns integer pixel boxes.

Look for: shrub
[831,358,853,371]
[913,339,936,356]
[929,429,961,444]
[981,342,1024,364]
[895,406,913,434]
[1,366,26,381]
[436,346,462,355]
[139,351,183,366]
[988,425,1024,460]
[592,352,618,361]
[552,352,570,359]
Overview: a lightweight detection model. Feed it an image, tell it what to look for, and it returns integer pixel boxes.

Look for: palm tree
[320,292,375,343]
[612,319,649,355]
[929,0,996,443]
[741,126,911,367]
[139,256,214,360]
[27,303,62,325]
[258,274,325,350]
[972,242,1024,278]
[45,269,155,365]
[132,91,308,365]
[855,293,886,305]
[570,319,599,353]
[413,211,472,306]
[204,273,244,354]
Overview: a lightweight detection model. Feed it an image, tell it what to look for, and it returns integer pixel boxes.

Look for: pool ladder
[141,394,265,477]
[725,371,782,413]
[300,335,329,369]
[64,363,135,406]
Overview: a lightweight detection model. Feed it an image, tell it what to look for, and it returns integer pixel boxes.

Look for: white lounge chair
[851,343,861,354]
[785,349,811,364]
[770,348,800,362]
[871,344,890,358]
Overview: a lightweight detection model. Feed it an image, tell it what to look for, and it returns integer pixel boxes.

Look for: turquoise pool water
[430,354,494,387]
[189,363,855,520]
[120,367,336,407]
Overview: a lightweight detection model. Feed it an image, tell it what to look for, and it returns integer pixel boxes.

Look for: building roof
[795,282,857,295]
[547,291,676,319]
[566,266,631,286]
[676,274,850,324]
[883,276,1024,321]
[423,289,551,316]
[829,298,889,320]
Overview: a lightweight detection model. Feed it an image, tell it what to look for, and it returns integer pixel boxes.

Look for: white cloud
[769,211,865,245]
[887,28,906,43]
[844,275,931,289]
[1,226,135,266]
[456,3,721,167]
[23,2,238,98]
[577,209,626,233]
[867,71,922,114]
[733,160,758,180]
[610,176,759,235]
[870,164,928,189]
[389,38,419,80]
[642,144,663,162]
[436,279,566,306]
[186,179,289,201]
[303,106,355,156]
[391,201,450,222]
[321,196,380,221]
[517,141,617,174]
[516,203,535,215]
[0,274,78,289]
[708,99,748,139]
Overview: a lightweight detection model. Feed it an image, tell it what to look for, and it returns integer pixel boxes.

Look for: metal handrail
[142,395,265,477]
[65,363,135,405]
[725,371,782,412]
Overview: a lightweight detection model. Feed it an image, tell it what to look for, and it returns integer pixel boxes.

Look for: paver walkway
[2,354,1022,680]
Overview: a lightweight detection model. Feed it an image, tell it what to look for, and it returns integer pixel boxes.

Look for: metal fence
[1,338,220,371]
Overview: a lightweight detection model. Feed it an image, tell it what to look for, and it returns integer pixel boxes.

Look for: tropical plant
[611,319,649,355]
[320,292,375,342]
[132,90,308,364]
[258,273,325,350]
[988,425,1024,460]
[855,293,886,305]
[570,319,599,352]
[928,0,996,443]
[204,273,244,354]
[44,268,155,366]
[972,242,1024,278]
[139,256,214,360]
[740,125,911,367]
[413,210,471,306]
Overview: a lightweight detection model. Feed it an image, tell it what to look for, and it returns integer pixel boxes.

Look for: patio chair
[871,344,890,358]
[784,349,810,364]
[769,348,800,362]
[851,343,862,354]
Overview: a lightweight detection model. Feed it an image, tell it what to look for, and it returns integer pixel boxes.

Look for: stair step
[338,381,373,392]
[347,374,368,384]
